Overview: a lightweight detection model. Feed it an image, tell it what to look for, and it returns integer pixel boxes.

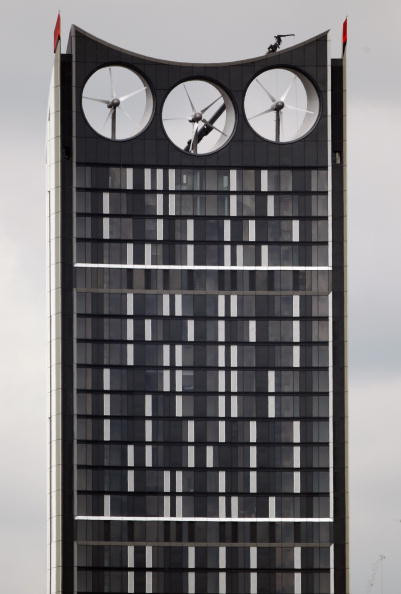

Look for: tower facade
[47,23,347,594]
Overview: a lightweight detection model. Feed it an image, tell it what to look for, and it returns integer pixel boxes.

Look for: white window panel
[164,496,170,517]
[103,217,109,239]
[230,194,237,216]
[294,471,301,493]
[168,169,175,190]
[218,395,225,418]
[231,395,238,418]
[187,244,194,265]
[157,219,163,240]
[250,446,257,468]
[268,370,275,392]
[163,370,170,392]
[224,244,231,265]
[293,295,300,317]
[187,446,195,467]
[163,294,169,316]
[104,494,110,516]
[187,219,194,241]
[229,169,237,191]
[219,421,226,442]
[102,192,109,213]
[164,470,170,492]
[175,294,182,316]
[127,293,134,316]
[249,420,257,442]
[219,546,226,569]
[230,295,237,317]
[292,220,300,242]
[128,470,135,492]
[145,445,152,467]
[126,168,133,189]
[146,572,152,594]
[175,345,182,367]
[218,345,225,367]
[250,471,257,493]
[294,546,301,569]
[293,320,300,342]
[187,320,194,342]
[127,445,134,466]
[218,295,225,317]
[249,220,255,241]
[188,547,195,569]
[163,344,170,366]
[156,168,163,190]
[176,495,182,516]
[249,320,256,342]
[156,193,163,215]
[294,573,302,594]
[206,445,214,468]
[176,394,182,417]
[176,470,182,492]
[127,319,134,341]
[236,245,243,267]
[250,573,257,594]
[188,572,195,594]
[169,194,175,215]
[224,219,231,241]
[230,370,237,392]
[103,393,110,416]
[261,245,268,266]
[231,496,238,518]
[145,319,152,341]
[145,420,152,442]
[267,194,275,216]
[260,170,268,192]
[293,345,300,367]
[103,368,110,390]
[128,571,135,593]
[187,420,195,442]
[293,420,301,443]
[250,547,257,569]
[218,320,225,342]
[269,496,276,518]
[127,343,134,365]
[230,345,237,367]
[144,168,151,190]
[128,546,135,568]
[126,243,133,265]
[219,471,226,493]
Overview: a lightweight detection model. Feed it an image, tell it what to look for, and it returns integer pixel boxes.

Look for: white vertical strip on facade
[249,320,256,342]
[268,370,275,392]
[187,244,194,266]
[268,496,276,518]
[250,471,257,493]
[260,170,268,191]
[187,219,194,241]
[218,345,225,367]
[219,496,226,519]
[187,420,194,442]
[127,319,134,341]
[127,470,135,492]
[230,169,237,191]
[293,295,300,317]
[176,471,182,493]
[249,220,255,241]
[230,195,237,217]
[293,345,300,367]
[126,168,133,189]
[249,446,257,468]
[144,169,151,190]
[145,394,152,417]
[103,217,109,239]
[330,544,335,593]
[218,321,225,342]
[104,494,110,516]
[128,571,135,593]
[127,343,134,366]
[224,220,231,241]
[188,572,195,594]
[187,320,194,342]
[231,395,238,418]
[103,393,110,416]
[104,419,110,441]
[163,344,170,366]
[127,293,134,316]
[230,345,237,367]
[102,192,109,214]
[267,194,275,216]
[162,294,169,316]
[145,319,152,341]
[126,243,133,265]
[294,572,302,594]
[103,368,110,391]
[268,395,276,418]
[163,370,170,392]
[230,295,237,317]
[219,471,225,493]
[156,193,163,215]
[169,194,175,215]
[249,420,257,442]
[145,445,152,467]
[218,295,225,317]
[206,445,214,468]
[128,546,135,568]
[292,220,300,242]
[293,320,300,342]
[218,395,225,418]
[218,371,225,393]
[175,294,182,316]
[156,219,163,240]
[329,291,334,518]
[219,421,226,442]
[224,244,231,266]
[293,471,301,493]
[293,421,301,443]
[231,370,237,392]
[144,244,152,266]
[294,546,301,569]
[231,496,238,518]
[187,446,195,468]
[261,245,268,266]
[127,445,134,466]
[168,169,175,190]
[175,345,182,367]
[156,168,163,190]
[175,394,182,417]
[293,446,301,468]
[236,245,243,267]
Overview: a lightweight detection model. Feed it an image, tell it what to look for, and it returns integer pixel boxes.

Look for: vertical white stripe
[103,393,110,416]
[187,244,194,265]
[260,170,268,191]
[188,572,195,594]
[144,243,152,265]
[144,168,151,190]
[268,395,275,418]
[126,243,133,265]
[224,244,231,265]
[224,220,231,241]
[231,395,238,418]
[230,345,237,367]
[206,445,214,468]
[218,370,225,392]
[187,320,194,342]
[127,470,135,491]
[249,220,255,241]
[176,471,182,493]
[104,494,110,516]
[249,420,257,442]
[219,421,226,442]
[230,194,237,216]
[128,546,135,568]
[249,446,257,468]
[250,573,257,594]
[175,345,182,367]
[103,192,109,214]
[145,319,152,341]
[146,572,152,594]
[268,370,275,392]
[156,219,163,240]
[176,495,182,516]
[156,168,163,190]
[293,471,301,493]
[292,220,300,242]
[126,168,133,189]
[293,345,300,367]
[218,345,225,367]
[267,194,275,216]
[293,320,300,342]
[187,219,194,241]
[145,445,152,467]
[103,217,109,239]
[169,194,175,215]
[127,293,134,316]
[218,395,225,418]
[294,572,301,594]
[145,420,152,442]
[145,394,152,417]
[218,295,225,317]
[188,547,195,568]
[219,496,226,519]
[164,470,170,492]
[219,471,226,493]
[294,546,301,569]
[231,496,238,517]
[156,193,163,215]
[230,169,237,191]
[293,295,300,317]
[127,444,134,466]
[219,546,226,569]
[293,420,301,443]
[163,294,169,316]
[175,294,182,316]
[231,370,237,392]
[218,320,225,342]
[249,320,256,342]
[236,245,243,267]
[127,318,134,341]
[103,368,110,391]
[269,496,276,518]
[164,496,170,516]
[163,344,170,366]
[128,571,135,593]
[230,295,237,317]
[163,369,170,391]
[187,420,194,442]
[293,446,301,468]
[168,169,175,190]
[176,394,182,417]
[249,471,257,493]
[188,445,194,467]
[261,245,268,266]
[127,343,134,365]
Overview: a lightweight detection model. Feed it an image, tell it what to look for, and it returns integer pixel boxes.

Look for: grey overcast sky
[0,0,400,592]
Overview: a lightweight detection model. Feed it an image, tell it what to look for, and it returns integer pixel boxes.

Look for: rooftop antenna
[267,34,295,54]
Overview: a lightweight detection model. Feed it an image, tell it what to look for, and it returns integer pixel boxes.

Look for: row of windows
[76,518,333,544]
[77,192,329,218]
[77,494,330,518]
[76,242,329,267]
[76,293,329,318]
[77,444,329,469]
[77,393,329,419]
[76,166,328,193]
[77,367,329,393]
[75,269,332,292]
[77,216,328,243]
[77,544,330,569]
[77,318,329,342]
[77,568,330,594]
[77,343,329,368]
[77,420,329,445]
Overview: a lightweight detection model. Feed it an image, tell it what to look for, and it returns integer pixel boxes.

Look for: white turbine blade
[102,109,112,131]
[256,78,276,102]
[200,95,223,114]
[109,67,117,98]
[83,96,109,105]
[285,104,314,114]
[183,84,197,113]
[281,75,297,101]
[248,106,275,120]
[120,86,147,103]
[201,118,227,136]
[119,104,134,122]
[189,122,199,154]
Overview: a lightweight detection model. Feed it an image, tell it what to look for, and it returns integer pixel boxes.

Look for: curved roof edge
[68,25,329,66]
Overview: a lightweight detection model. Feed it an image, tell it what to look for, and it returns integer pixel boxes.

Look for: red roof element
[342,18,348,52]
[54,13,61,52]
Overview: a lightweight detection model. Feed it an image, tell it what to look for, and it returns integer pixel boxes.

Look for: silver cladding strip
[76,515,333,523]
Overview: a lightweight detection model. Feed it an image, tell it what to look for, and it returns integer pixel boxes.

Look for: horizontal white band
[75,263,332,271]
[76,515,333,523]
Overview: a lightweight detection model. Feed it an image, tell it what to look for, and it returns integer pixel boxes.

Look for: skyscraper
[47,19,347,594]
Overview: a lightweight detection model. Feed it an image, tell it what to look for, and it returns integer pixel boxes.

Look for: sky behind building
[0,1,400,592]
